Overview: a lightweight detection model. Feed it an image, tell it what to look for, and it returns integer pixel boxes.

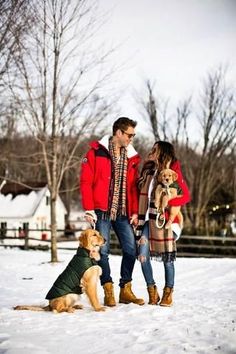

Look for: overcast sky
[97,0,236,136]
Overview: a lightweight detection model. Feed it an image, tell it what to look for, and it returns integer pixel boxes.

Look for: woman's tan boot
[147,285,160,305]
[103,282,116,307]
[119,282,145,305]
[159,287,173,307]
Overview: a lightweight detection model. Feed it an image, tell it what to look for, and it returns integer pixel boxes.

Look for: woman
[136,141,190,306]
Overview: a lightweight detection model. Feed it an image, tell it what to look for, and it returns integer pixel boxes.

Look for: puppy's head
[158,168,178,186]
[79,229,105,260]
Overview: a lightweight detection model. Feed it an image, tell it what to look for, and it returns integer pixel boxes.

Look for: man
[80,117,144,307]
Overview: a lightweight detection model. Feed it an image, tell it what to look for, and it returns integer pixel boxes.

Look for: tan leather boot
[103,282,116,307]
[159,286,173,307]
[147,285,160,305]
[119,282,145,305]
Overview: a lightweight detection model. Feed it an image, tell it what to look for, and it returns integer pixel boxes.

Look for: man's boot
[119,281,145,305]
[159,286,173,307]
[103,282,116,307]
[147,285,160,305]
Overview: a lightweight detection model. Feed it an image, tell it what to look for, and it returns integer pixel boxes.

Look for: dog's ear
[171,170,178,181]
[79,230,92,248]
[158,170,165,182]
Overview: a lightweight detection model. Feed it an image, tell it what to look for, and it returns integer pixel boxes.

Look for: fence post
[24,225,29,250]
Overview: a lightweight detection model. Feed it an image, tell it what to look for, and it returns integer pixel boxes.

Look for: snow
[0,246,236,354]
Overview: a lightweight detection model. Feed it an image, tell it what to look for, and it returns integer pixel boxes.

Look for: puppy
[154,168,183,229]
[14,229,106,313]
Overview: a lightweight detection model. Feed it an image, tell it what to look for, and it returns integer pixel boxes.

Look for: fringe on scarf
[150,251,176,262]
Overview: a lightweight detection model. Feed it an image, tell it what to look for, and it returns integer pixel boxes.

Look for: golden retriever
[154,168,183,229]
[14,229,106,313]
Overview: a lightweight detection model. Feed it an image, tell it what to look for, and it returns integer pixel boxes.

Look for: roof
[0,185,48,218]
[0,181,67,218]
[0,181,47,198]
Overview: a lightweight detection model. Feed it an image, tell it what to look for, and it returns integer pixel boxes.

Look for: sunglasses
[121,130,136,139]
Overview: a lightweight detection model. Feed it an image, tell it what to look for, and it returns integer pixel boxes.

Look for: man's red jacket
[80,135,141,219]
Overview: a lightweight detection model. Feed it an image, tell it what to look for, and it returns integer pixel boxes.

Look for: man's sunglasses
[121,130,136,139]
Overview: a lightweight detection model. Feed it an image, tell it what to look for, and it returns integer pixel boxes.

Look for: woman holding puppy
[135,141,190,306]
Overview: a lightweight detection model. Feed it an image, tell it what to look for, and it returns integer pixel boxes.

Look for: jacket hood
[90,135,139,159]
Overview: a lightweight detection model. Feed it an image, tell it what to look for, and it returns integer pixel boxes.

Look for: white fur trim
[98,135,138,158]
[171,223,182,241]
[98,135,110,150]
[126,143,138,158]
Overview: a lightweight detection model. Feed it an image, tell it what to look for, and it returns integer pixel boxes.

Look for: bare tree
[173,98,191,149]
[5,0,117,262]
[188,67,236,233]
[136,69,235,235]
[142,80,160,140]
[0,0,31,79]
[137,79,191,144]
[0,0,32,144]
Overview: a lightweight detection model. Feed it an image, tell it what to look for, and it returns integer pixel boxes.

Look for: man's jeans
[95,211,137,287]
[138,222,175,288]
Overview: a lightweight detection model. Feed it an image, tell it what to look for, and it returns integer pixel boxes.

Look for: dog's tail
[13,305,50,311]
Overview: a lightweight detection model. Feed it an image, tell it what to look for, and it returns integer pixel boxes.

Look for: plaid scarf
[109,138,127,221]
[136,171,176,261]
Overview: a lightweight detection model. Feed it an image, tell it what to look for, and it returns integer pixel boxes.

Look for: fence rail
[176,235,236,258]
[0,231,235,258]
[110,234,236,258]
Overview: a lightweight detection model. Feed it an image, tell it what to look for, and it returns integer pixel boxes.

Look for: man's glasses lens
[121,130,135,139]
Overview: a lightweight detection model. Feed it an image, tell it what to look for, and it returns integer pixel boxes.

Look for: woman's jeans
[138,222,175,288]
[95,211,137,287]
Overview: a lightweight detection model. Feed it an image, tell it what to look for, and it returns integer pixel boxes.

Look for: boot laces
[105,289,114,296]
[163,291,171,301]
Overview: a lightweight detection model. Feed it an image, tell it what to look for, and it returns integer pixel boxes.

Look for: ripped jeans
[138,222,175,288]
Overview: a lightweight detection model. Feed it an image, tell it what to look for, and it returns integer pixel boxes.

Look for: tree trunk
[50,196,58,262]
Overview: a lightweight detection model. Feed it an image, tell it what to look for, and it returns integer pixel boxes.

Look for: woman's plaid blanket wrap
[135,172,176,261]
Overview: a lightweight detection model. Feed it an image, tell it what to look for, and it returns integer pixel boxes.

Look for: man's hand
[84,210,97,226]
[130,214,138,227]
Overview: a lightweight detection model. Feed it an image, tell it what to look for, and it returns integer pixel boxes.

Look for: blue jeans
[138,222,175,288]
[95,211,137,287]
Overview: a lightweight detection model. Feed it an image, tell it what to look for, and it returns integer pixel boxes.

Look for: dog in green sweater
[14,229,105,313]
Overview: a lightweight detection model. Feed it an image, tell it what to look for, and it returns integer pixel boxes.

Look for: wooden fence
[0,230,235,258]
[174,235,236,258]
[109,233,236,258]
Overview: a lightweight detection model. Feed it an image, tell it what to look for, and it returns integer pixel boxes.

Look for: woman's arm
[168,160,191,206]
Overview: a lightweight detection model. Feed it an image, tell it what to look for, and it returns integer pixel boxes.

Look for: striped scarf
[136,171,176,261]
[109,138,127,221]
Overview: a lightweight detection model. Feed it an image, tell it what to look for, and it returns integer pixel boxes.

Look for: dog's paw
[73,304,83,310]
[165,221,172,229]
[94,306,106,312]
[67,307,76,313]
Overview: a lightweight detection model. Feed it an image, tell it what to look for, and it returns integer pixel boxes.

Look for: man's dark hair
[112,117,137,135]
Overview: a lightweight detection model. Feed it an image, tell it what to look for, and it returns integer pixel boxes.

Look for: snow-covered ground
[0,246,235,354]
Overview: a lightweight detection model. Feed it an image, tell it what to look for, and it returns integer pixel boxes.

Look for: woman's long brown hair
[138,141,177,189]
